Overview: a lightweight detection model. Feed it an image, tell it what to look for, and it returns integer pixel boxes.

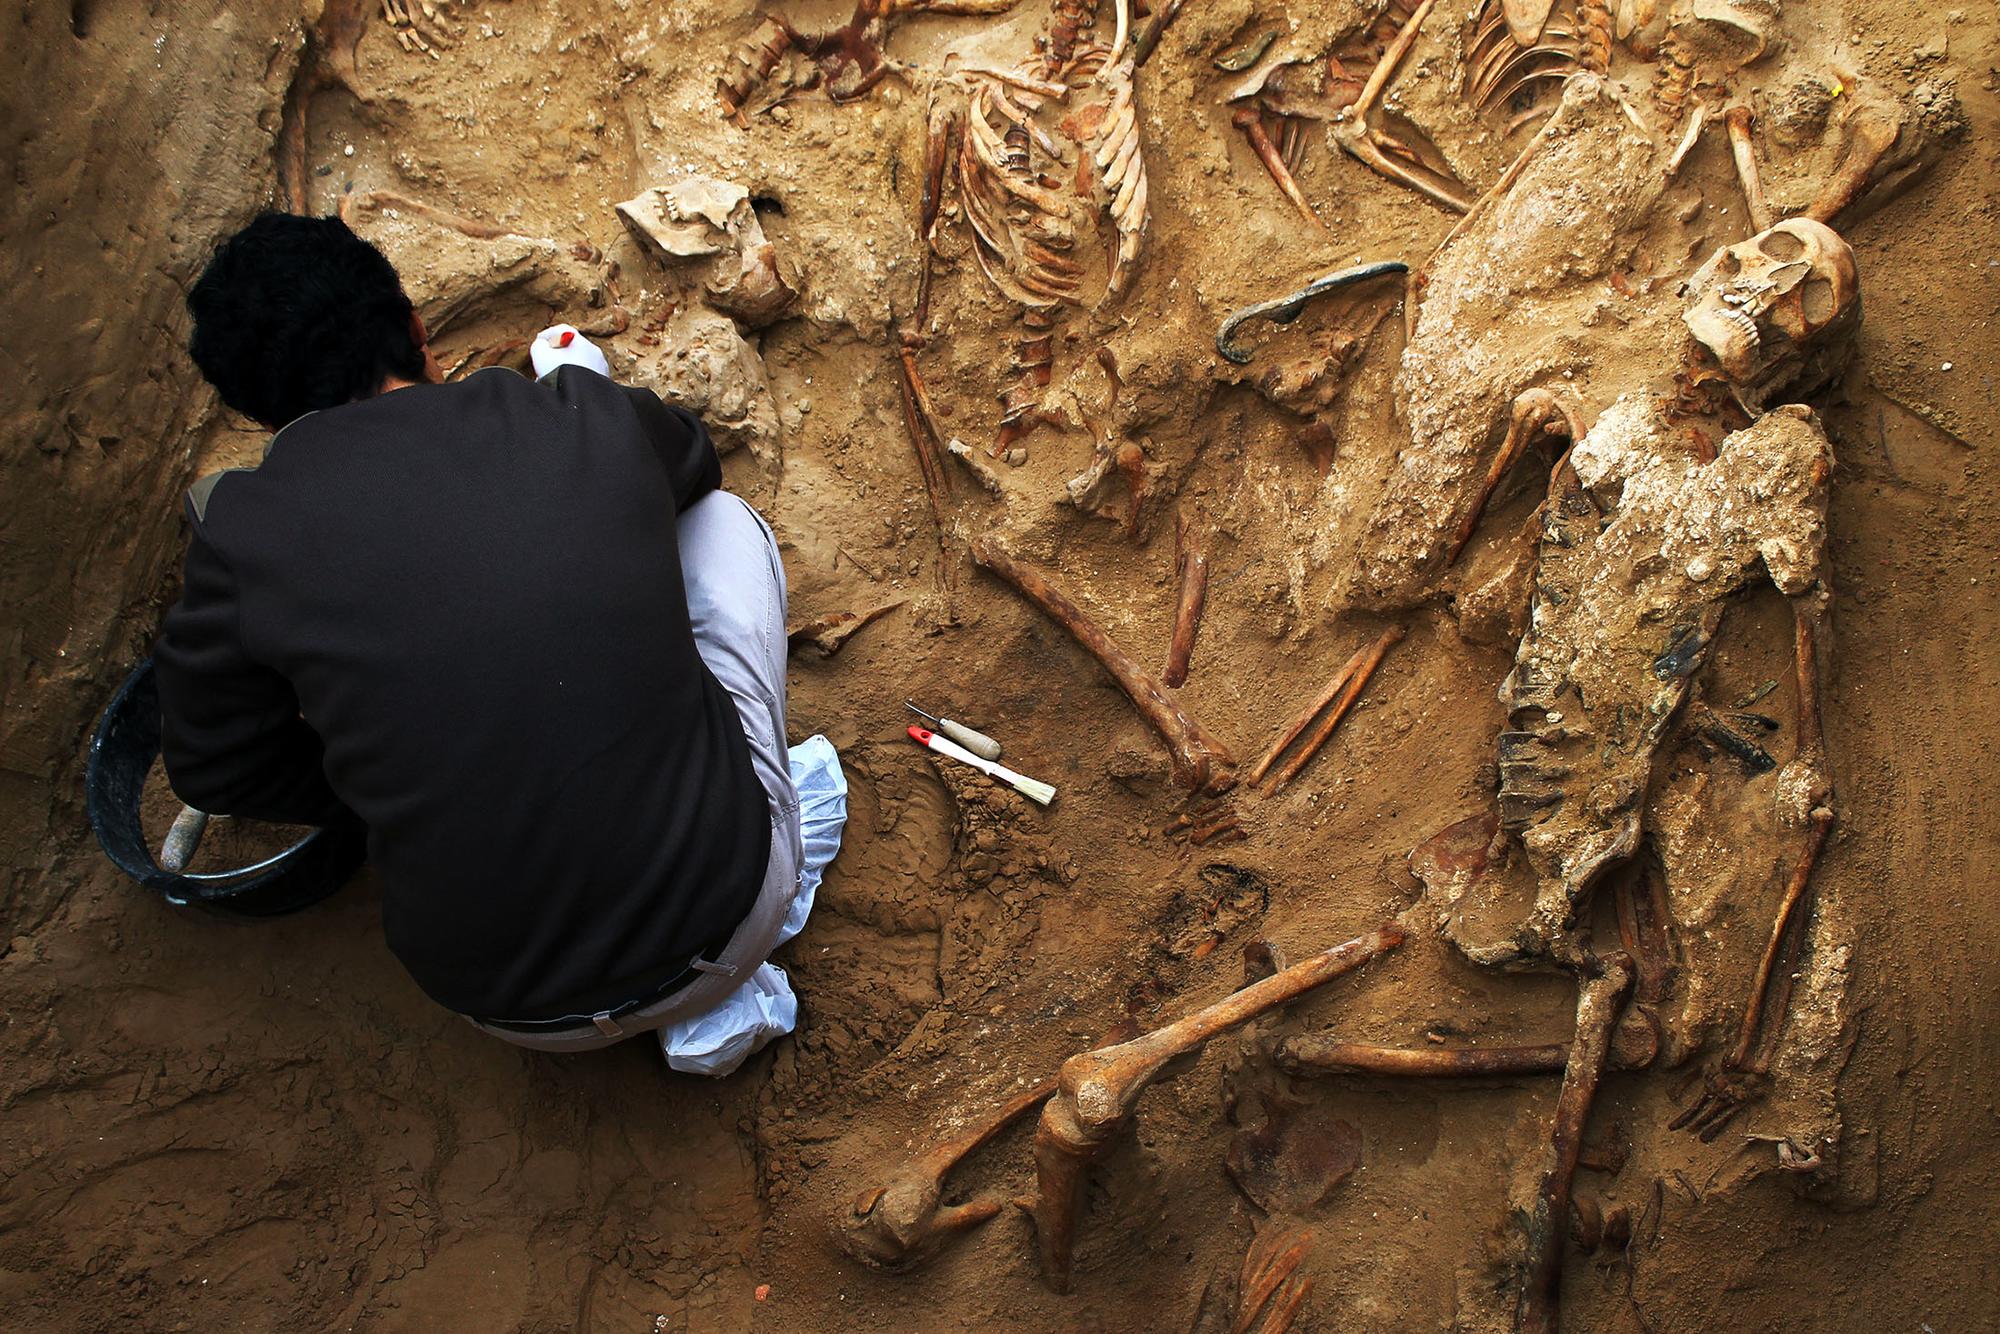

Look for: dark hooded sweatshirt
[153,366,770,1021]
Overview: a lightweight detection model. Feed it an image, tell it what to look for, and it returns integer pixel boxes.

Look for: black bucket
[85,657,365,917]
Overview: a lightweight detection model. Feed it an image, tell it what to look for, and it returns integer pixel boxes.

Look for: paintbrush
[906,725,1056,806]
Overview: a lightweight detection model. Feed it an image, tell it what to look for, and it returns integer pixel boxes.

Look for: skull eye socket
[1801,276,1836,325]
[1758,229,1807,262]
[1717,250,1742,277]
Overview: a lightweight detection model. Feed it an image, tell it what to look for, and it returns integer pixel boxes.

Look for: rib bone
[971,538,1236,793]
[1234,1223,1316,1333]
[1028,924,1406,1291]
[1088,58,1151,296]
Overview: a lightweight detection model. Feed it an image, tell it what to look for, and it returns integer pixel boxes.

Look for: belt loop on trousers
[691,958,739,978]
[591,1011,624,1037]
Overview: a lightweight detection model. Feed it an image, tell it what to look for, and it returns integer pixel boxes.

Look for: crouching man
[156,213,841,1073]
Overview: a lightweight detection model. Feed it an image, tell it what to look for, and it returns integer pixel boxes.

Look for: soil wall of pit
[2,2,1997,1331]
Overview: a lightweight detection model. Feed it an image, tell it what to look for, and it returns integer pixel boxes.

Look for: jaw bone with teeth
[1681,217,1860,413]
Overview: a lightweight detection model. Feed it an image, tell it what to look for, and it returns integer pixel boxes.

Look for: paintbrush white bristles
[1004,772,1058,806]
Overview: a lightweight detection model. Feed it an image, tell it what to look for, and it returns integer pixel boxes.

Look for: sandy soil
[2,0,1997,1330]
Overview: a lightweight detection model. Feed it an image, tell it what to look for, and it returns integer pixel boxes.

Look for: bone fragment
[1614,867,1677,1007]
[1277,116,1305,172]
[1724,105,1773,234]
[895,344,953,532]
[899,0,1022,13]
[1252,626,1404,794]
[1063,435,1148,534]
[339,189,519,239]
[1248,637,1389,786]
[1448,388,1582,566]
[1276,1021,1657,1078]
[914,102,961,334]
[1190,813,1245,846]
[1738,807,1834,1068]
[1163,511,1209,688]
[836,1076,1057,1271]
[1805,112,1902,224]
[1672,608,1836,1141]
[1330,0,1476,213]
[1517,952,1635,1334]
[1663,101,1708,178]
[1029,925,1405,1291]
[1233,106,1319,225]
[1728,616,1832,1072]
[786,601,905,656]
[957,64,1071,99]
[971,539,1236,793]
[946,438,1005,494]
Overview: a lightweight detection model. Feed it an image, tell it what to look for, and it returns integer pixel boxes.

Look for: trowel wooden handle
[938,718,1002,760]
[160,805,210,873]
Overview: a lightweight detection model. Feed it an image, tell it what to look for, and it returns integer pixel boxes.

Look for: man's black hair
[187,213,426,430]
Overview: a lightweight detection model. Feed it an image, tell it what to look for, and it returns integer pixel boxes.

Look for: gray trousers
[465,490,803,1052]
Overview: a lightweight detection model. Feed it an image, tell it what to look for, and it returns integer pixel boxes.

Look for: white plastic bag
[659,735,844,1077]
[529,323,612,380]
[661,962,797,1076]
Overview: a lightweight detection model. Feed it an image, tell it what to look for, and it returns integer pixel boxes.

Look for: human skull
[1681,218,1860,411]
